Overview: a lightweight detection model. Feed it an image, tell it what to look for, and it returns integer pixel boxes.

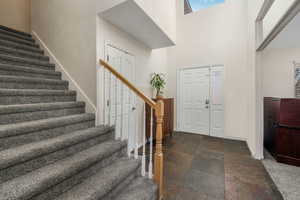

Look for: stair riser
[0,48,49,61]
[0,34,37,48]
[103,167,141,200]
[0,132,113,184]
[0,119,95,151]
[0,106,85,125]
[0,40,43,54]
[0,69,61,80]
[0,81,68,90]
[0,58,54,71]
[31,147,127,200]
[0,29,34,42]
[0,94,76,105]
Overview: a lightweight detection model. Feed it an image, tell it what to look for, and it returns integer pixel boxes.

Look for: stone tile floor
[262,151,300,200]
[160,132,283,200]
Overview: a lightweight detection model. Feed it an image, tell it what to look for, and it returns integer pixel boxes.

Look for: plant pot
[156,94,164,100]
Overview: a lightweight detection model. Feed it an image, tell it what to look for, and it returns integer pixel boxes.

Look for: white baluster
[108,72,112,127]
[148,108,153,179]
[127,88,132,157]
[115,76,118,138]
[120,84,124,140]
[103,67,106,125]
[141,104,146,176]
[134,96,138,159]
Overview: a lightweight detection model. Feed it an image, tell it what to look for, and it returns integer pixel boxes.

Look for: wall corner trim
[31,30,97,113]
[247,139,264,160]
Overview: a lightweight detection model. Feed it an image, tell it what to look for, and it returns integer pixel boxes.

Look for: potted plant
[150,73,166,99]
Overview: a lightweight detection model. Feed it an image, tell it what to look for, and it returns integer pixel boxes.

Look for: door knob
[132,107,136,111]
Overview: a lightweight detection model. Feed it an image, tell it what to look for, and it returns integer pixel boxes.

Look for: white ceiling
[267,12,300,49]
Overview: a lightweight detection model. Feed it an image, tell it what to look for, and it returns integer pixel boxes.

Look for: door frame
[97,40,137,139]
[176,65,225,137]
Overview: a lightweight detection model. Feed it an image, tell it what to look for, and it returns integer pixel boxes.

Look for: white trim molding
[32,31,97,114]
[257,0,300,51]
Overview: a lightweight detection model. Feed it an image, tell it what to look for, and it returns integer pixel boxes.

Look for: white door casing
[105,44,136,151]
[178,67,210,135]
[210,66,225,138]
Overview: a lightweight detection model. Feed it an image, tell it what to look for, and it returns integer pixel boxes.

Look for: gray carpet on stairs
[0,25,157,200]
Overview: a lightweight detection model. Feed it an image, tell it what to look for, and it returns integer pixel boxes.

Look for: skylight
[185,0,225,14]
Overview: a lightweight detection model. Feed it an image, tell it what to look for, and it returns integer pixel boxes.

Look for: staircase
[0,25,157,200]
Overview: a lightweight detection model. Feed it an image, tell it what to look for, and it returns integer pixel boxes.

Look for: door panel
[105,45,136,148]
[179,68,210,135]
[210,66,224,138]
[121,53,136,152]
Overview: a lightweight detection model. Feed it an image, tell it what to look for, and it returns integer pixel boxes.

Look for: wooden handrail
[99,59,164,200]
[100,59,156,108]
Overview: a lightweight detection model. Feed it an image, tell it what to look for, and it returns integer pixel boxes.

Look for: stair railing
[99,59,164,200]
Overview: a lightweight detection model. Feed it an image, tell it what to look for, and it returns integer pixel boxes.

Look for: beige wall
[31,0,97,112]
[135,0,176,42]
[97,18,168,96]
[166,0,249,141]
[31,0,175,114]
[262,48,300,98]
[0,0,31,32]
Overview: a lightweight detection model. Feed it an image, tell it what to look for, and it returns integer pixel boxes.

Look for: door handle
[205,99,210,105]
[132,107,136,111]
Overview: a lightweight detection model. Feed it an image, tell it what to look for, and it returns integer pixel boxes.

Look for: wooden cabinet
[264,97,300,166]
[145,98,174,141]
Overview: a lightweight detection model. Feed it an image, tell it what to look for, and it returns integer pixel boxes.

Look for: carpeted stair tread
[0,46,49,61]
[0,101,84,114]
[0,125,113,170]
[0,140,127,200]
[0,75,68,90]
[0,63,60,79]
[55,158,141,200]
[0,89,76,105]
[0,37,38,49]
[0,25,32,38]
[115,177,157,200]
[0,54,55,70]
[0,29,34,42]
[0,101,85,125]
[0,39,43,54]
[0,33,37,47]
[0,25,157,200]
[0,75,65,84]
[0,113,95,139]
[0,89,75,97]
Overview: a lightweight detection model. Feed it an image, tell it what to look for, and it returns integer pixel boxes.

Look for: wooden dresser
[145,98,174,141]
[264,97,300,166]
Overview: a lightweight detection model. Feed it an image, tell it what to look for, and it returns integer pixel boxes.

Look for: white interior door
[105,45,136,148]
[179,67,210,135]
[210,66,225,138]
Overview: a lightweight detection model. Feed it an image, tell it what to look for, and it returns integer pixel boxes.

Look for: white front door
[210,66,225,138]
[105,45,136,150]
[178,67,210,135]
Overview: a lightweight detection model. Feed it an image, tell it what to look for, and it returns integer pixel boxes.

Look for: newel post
[154,99,164,200]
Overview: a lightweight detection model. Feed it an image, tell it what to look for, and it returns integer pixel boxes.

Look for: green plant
[150,73,166,97]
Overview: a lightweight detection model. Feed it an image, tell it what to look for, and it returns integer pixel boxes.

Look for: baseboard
[31,31,97,113]
[174,130,247,142]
